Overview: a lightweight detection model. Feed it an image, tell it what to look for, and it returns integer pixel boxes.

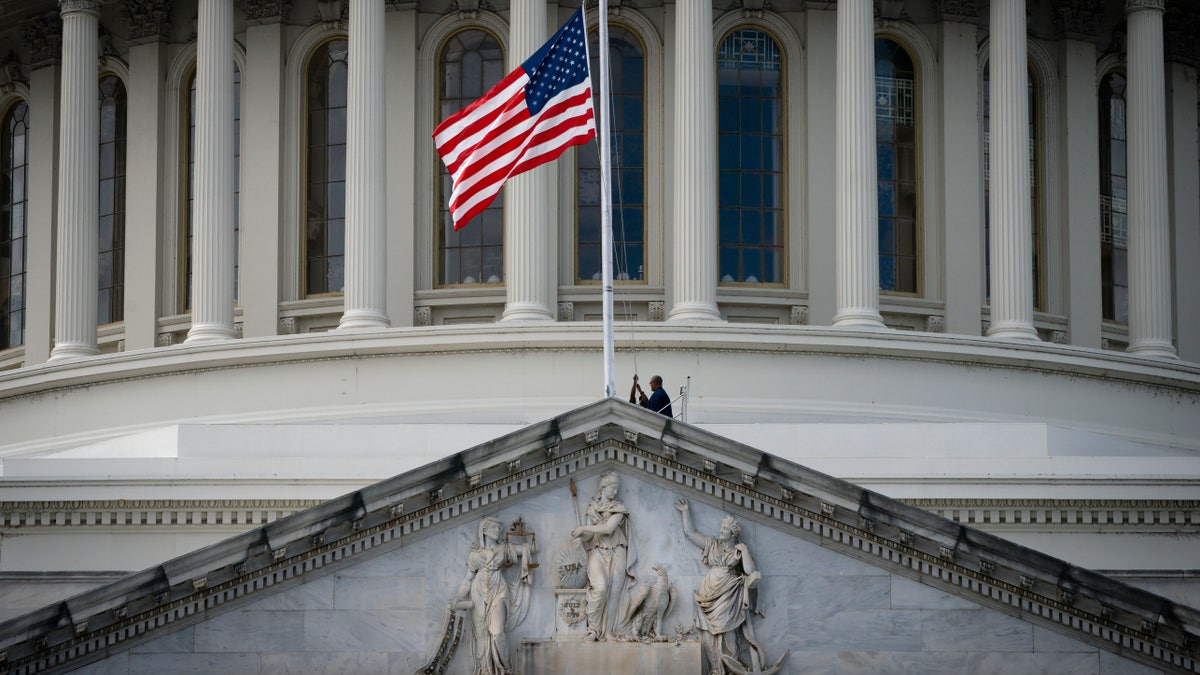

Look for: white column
[668,0,721,321]
[986,0,1038,340]
[1058,39,1102,349]
[832,0,885,329]
[1167,62,1200,362]
[940,19,983,336]
[49,0,101,360]
[1124,0,1176,358]
[186,0,237,343]
[501,0,555,322]
[339,0,389,330]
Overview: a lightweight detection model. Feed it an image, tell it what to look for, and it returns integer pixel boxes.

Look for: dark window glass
[875,39,919,293]
[1099,71,1128,323]
[438,30,504,285]
[983,63,1042,310]
[1,101,29,349]
[305,39,348,296]
[577,26,645,283]
[184,66,242,309]
[717,28,784,284]
[99,75,126,325]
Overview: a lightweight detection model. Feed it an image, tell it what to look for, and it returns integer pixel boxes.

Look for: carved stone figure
[570,471,637,641]
[675,498,786,675]
[441,516,534,675]
[619,562,675,641]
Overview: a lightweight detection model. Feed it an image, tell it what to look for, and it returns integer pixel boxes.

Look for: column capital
[1125,0,1164,15]
[59,0,102,16]
[121,0,172,41]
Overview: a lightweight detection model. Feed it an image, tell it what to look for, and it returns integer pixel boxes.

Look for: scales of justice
[415,473,787,675]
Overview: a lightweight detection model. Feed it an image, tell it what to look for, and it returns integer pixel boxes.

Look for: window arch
[1,100,28,349]
[982,61,1043,310]
[182,65,242,309]
[99,74,127,325]
[437,29,505,286]
[1099,70,1127,324]
[303,38,348,296]
[577,25,645,284]
[717,27,785,285]
[875,37,919,294]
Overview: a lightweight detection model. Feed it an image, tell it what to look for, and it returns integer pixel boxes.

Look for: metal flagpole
[597,0,616,398]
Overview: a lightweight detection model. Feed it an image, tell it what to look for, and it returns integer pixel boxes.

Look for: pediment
[1,399,1197,674]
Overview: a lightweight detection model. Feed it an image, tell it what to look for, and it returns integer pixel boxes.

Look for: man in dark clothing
[630,374,673,418]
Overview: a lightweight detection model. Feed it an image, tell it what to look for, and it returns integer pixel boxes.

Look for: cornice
[906,498,1200,531]
[0,405,1195,674]
[3,497,1195,534]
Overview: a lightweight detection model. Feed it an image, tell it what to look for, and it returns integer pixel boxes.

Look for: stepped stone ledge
[0,400,1196,674]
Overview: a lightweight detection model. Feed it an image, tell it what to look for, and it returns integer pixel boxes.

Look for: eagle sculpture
[620,562,676,641]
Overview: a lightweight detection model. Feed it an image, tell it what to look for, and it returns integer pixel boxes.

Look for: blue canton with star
[521,8,590,116]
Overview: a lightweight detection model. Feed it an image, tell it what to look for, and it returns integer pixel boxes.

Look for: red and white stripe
[434,69,596,230]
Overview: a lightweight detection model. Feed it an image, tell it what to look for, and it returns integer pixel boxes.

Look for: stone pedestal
[521,640,701,675]
[553,589,588,640]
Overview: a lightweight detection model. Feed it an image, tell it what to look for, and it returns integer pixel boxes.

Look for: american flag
[434,8,596,230]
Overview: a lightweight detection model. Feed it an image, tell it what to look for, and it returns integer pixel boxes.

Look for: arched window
[717,28,784,285]
[437,30,504,286]
[876,38,919,294]
[304,38,348,296]
[99,74,126,325]
[1,101,28,349]
[578,26,645,284]
[183,66,241,309]
[982,62,1042,310]
[1099,71,1127,324]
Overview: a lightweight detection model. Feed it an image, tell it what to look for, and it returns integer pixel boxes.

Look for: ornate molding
[924,315,945,333]
[648,301,665,322]
[0,51,26,92]
[447,0,495,17]
[557,302,574,322]
[313,0,346,27]
[121,0,172,41]
[243,0,291,22]
[790,305,808,326]
[414,306,432,327]
[59,0,101,15]
[1053,0,1104,39]
[907,498,1200,530]
[21,13,63,67]
[725,0,772,20]
[935,0,978,22]
[278,317,297,334]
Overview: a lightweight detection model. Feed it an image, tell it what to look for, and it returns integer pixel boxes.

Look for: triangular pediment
[1,399,1197,674]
